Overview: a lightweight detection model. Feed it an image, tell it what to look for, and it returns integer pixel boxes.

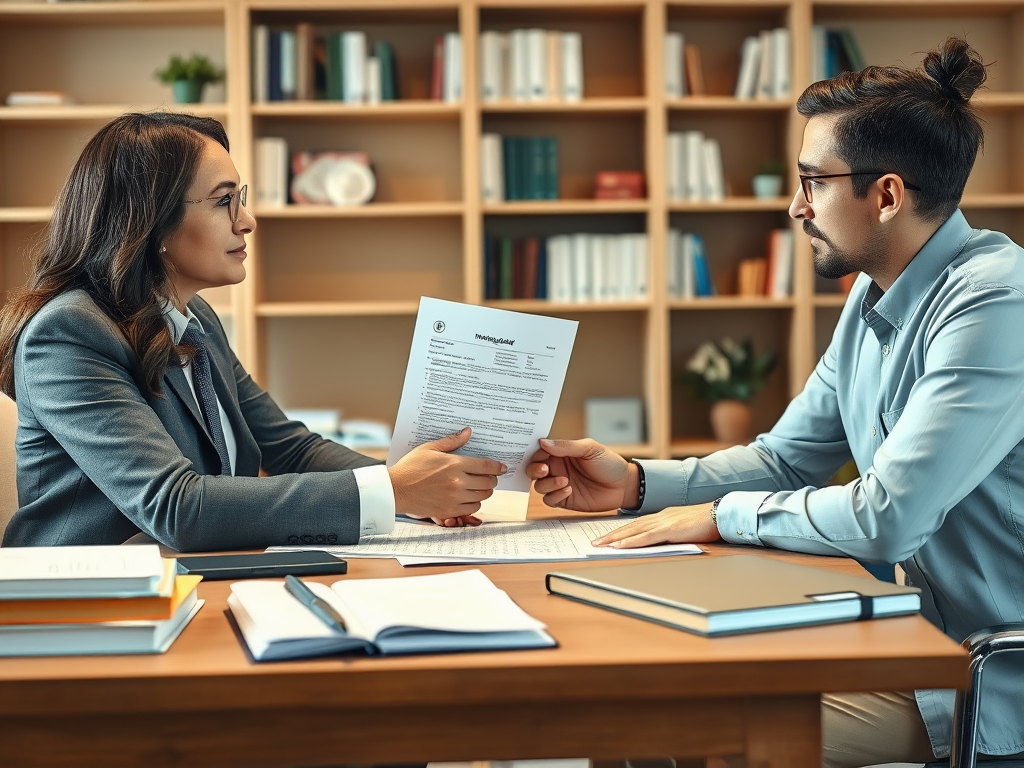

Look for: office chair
[923,623,1024,768]
[0,392,18,540]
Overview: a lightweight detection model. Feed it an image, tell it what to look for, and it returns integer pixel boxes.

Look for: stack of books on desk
[0,545,203,656]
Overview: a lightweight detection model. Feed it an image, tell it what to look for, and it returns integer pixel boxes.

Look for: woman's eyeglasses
[184,184,248,222]
[798,172,921,204]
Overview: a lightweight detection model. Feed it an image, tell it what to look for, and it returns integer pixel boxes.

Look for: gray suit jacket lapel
[164,366,211,443]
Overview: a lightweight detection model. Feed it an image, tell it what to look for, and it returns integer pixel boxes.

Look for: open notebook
[228,569,555,661]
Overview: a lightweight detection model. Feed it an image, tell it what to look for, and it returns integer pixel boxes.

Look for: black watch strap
[628,458,646,510]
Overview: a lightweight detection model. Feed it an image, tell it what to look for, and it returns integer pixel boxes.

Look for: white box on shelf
[585,397,644,445]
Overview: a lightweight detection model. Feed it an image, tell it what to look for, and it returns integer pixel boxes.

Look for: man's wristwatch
[628,459,646,509]
[709,497,723,528]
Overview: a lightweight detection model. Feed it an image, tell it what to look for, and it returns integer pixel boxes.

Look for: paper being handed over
[387,297,578,521]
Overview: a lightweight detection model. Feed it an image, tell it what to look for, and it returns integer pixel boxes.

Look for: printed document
[269,518,703,566]
[387,297,578,520]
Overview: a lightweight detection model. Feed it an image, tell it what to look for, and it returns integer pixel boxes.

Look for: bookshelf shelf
[0,104,229,123]
[0,0,1016,461]
[666,96,793,111]
[251,101,462,121]
[483,299,652,312]
[254,202,464,218]
[0,208,51,224]
[255,301,421,317]
[481,98,648,113]
[483,200,649,215]
[669,297,796,310]
[668,196,792,212]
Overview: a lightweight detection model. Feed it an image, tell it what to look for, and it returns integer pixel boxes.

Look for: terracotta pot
[709,399,752,443]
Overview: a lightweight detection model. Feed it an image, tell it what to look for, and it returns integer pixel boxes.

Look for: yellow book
[0,562,200,625]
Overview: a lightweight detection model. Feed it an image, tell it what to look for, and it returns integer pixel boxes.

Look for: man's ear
[877,174,905,223]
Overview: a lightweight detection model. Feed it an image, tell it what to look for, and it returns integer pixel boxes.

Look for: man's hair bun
[923,37,988,104]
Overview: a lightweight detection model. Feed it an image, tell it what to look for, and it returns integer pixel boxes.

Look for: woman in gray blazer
[0,112,503,550]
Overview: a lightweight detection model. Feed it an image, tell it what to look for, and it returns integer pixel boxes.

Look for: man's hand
[525,438,637,512]
[591,503,721,548]
[388,428,506,522]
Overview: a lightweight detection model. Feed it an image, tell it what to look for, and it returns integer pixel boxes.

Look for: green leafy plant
[682,337,777,402]
[155,53,224,85]
[755,158,787,177]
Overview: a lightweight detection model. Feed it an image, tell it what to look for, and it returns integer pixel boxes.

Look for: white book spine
[547,236,565,303]
[343,31,367,103]
[365,56,381,105]
[443,32,463,103]
[665,32,683,98]
[771,27,791,97]
[681,233,696,299]
[667,132,683,200]
[561,32,583,102]
[279,30,297,100]
[756,29,773,100]
[571,233,591,302]
[511,30,529,103]
[556,236,574,303]
[499,33,511,102]
[607,236,621,301]
[635,234,648,298]
[526,28,547,102]
[480,133,505,204]
[252,25,269,103]
[617,234,633,300]
[546,30,562,102]
[256,137,288,208]
[701,137,725,201]
[591,235,606,302]
[811,25,827,84]
[667,229,680,298]
[683,130,705,201]
[480,31,503,102]
[771,228,794,297]
[734,36,761,99]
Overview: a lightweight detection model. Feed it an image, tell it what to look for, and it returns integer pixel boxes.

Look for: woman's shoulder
[22,289,121,344]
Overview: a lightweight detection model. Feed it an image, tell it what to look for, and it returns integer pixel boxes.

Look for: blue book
[542,137,559,200]
[502,137,520,201]
[269,30,284,102]
[536,238,548,299]
[693,235,715,297]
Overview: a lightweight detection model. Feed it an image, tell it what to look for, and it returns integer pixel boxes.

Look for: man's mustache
[803,220,829,244]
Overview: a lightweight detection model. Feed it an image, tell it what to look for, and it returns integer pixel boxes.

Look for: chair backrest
[0,392,18,540]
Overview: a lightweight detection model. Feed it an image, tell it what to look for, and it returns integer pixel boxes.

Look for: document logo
[433,320,446,333]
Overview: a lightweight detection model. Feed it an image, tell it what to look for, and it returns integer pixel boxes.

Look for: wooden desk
[0,517,967,768]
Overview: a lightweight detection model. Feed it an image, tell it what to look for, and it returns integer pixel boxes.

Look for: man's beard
[804,220,883,280]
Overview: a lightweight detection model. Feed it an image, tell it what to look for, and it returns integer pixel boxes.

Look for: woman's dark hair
[797,36,987,221]
[0,112,229,399]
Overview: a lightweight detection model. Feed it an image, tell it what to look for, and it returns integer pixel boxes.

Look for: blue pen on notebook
[284,574,347,634]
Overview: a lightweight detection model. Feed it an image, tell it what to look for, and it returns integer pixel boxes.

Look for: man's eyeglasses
[798,172,922,204]
[184,184,248,222]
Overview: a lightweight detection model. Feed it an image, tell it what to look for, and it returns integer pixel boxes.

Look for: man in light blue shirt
[528,38,1024,766]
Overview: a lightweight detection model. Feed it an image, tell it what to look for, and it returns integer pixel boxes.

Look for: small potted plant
[155,53,224,104]
[752,159,786,199]
[682,337,777,443]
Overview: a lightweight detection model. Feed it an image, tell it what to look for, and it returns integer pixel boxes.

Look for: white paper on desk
[387,297,578,521]
[269,518,703,565]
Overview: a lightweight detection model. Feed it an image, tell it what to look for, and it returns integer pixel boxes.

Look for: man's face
[789,115,887,280]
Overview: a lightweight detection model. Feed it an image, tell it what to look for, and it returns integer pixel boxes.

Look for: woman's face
[162,137,255,310]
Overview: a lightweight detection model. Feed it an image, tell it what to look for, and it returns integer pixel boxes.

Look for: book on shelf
[766,228,794,298]
[255,136,289,208]
[493,136,559,202]
[595,171,645,200]
[442,31,463,103]
[478,29,583,102]
[342,30,367,104]
[480,133,505,204]
[665,31,685,98]
[668,231,713,299]
[366,56,381,104]
[683,44,705,96]
[812,26,865,82]
[666,132,723,202]
[295,22,315,101]
[734,36,761,99]
[547,555,921,637]
[228,569,555,661]
[737,257,768,297]
[4,91,75,107]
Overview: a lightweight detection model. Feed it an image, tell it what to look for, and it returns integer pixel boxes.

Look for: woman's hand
[525,438,637,512]
[388,428,506,523]
[591,503,721,548]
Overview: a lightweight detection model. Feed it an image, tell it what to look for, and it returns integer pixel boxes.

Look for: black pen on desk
[284,574,348,634]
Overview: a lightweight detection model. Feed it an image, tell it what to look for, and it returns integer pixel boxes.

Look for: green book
[325,32,344,100]
[542,137,559,200]
[499,237,514,299]
[526,137,545,200]
[838,28,865,72]
[375,40,396,101]
[502,137,520,201]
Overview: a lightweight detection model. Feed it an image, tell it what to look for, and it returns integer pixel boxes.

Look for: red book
[430,36,445,100]
[595,171,646,199]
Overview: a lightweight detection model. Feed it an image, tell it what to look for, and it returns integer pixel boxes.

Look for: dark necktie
[181,321,232,476]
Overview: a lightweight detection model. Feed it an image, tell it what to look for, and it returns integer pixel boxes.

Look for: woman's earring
[159,246,167,253]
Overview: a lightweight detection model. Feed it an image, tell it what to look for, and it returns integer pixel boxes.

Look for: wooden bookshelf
[1,0,1021,458]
